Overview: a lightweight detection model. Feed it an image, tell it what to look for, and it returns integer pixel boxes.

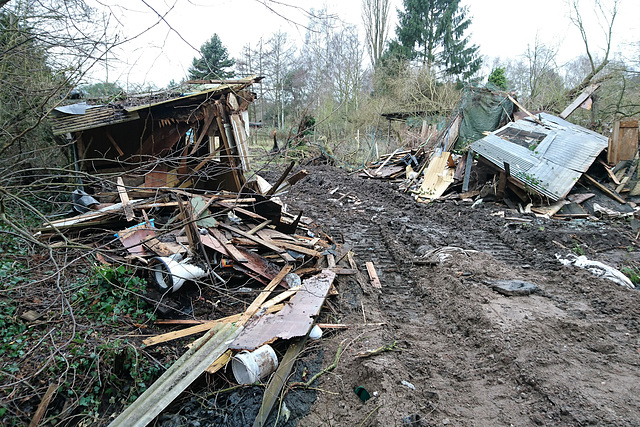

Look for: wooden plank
[265,161,295,196]
[608,121,621,164]
[531,200,568,216]
[560,84,599,119]
[29,383,57,427]
[374,148,400,175]
[201,233,283,282]
[616,152,639,192]
[200,233,230,257]
[209,227,248,263]
[330,267,357,275]
[326,254,336,268]
[506,93,544,126]
[218,223,295,262]
[275,241,323,258]
[253,337,307,427]
[316,323,349,329]
[230,270,336,350]
[189,109,215,155]
[618,121,639,162]
[237,265,293,324]
[205,349,232,374]
[365,262,382,289]
[155,319,206,325]
[143,236,173,257]
[108,323,242,427]
[215,111,243,192]
[598,159,621,185]
[260,286,301,310]
[116,177,135,221]
[247,220,272,235]
[143,304,284,347]
[106,130,125,156]
[567,193,595,204]
[496,171,507,200]
[230,113,251,171]
[582,174,626,204]
[193,143,225,173]
[255,228,298,242]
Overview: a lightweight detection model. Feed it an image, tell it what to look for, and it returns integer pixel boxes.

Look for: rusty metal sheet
[230,270,336,351]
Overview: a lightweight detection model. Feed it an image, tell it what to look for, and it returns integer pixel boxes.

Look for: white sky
[91,0,640,89]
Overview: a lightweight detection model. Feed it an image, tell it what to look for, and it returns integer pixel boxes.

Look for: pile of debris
[362,84,640,220]
[37,79,379,426]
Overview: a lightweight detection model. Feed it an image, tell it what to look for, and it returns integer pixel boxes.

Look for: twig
[355,341,399,359]
[288,341,345,389]
[359,404,383,427]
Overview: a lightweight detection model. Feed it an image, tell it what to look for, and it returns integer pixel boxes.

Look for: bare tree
[362,0,390,69]
[567,0,619,95]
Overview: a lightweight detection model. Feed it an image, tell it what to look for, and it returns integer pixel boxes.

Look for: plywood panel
[230,270,336,350]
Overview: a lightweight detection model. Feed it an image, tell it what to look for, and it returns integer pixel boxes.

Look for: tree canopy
[188,34,235,80]
[388,0,481,79]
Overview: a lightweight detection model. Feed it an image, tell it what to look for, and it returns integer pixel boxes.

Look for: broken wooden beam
[582,174,626,204]
[116,177,135,221]
[265,161,295,196]
[365,262,382,289]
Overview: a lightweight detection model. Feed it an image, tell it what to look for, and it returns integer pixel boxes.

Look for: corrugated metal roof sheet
[470,113,608,201]
[51,77,259,135]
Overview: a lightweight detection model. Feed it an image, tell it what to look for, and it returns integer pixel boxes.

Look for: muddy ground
[133,162,640,427]
[252,164,640,427]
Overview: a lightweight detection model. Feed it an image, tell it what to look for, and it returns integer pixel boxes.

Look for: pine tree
[389,0,481,79]
[188,34,235,80]
[488,67,508,90]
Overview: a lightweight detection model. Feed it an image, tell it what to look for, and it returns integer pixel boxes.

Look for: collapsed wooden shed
[51,76,262,192]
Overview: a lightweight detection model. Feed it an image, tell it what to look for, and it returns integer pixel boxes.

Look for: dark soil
[269,165,640,426]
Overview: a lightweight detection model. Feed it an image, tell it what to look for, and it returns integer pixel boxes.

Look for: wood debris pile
[34,159,380,425]
[360,85,640,220]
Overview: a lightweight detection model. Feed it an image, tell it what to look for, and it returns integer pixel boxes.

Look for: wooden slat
[29,384,57,427]
[265,161,295,196]
[116,177,135,221]
[209,227,248,263]
[365,262,382,289]
[218,223,295,262]
[108,323,242,427]
[142,304,285,347]
[253,337,307,427]
[582,174,626,204]
[560,84,599,119]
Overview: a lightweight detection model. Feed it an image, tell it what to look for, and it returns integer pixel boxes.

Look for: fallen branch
[355,340,399,358]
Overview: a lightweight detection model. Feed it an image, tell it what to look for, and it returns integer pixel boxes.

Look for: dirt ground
[263,164,640,426]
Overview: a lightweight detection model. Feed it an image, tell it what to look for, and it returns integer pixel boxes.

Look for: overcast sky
[92,0,640,89]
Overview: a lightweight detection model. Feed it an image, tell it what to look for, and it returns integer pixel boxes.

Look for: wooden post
[462,150,473,192]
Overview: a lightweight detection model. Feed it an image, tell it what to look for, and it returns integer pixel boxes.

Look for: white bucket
[152,256,207,292]
[232,345,279,385]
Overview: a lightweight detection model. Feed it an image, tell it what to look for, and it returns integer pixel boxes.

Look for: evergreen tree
[488,67,508,90]
[389,0,481,79]
[188,34,235,80]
